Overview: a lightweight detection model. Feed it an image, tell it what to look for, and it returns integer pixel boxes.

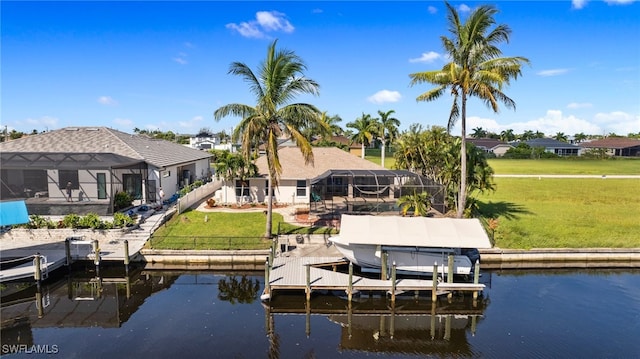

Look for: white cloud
[367,90,401,104]
[593,111,640,135]
[567,102,593,109]
[572,0,588,9]
[113,118,133,127]
[178,115,204,129]
[427,6,437,14]
[24,116,58,130]
[409,51,442,64]
[173,56,188,65]
[605,0,636,5]
[458,4,471,13]
[536,68,570,77]
[456,110,602,136]
[227,11,294,38]
[98,96,117,106]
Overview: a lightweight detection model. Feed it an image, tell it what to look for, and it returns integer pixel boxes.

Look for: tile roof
[467,138,512,149]
[0,127,212,168]
[254,146,386,179]
[521,138,579,149]
[579,137,640,149]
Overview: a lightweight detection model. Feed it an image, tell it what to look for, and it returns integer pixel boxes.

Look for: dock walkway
[265,256,484,301]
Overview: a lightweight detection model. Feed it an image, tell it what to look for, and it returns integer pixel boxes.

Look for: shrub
[193,180,203,187]
[114,192,133,211]
[61,214,81,228]
[113,212,135,228]
[26,215,57,229]
[78,213,106,229]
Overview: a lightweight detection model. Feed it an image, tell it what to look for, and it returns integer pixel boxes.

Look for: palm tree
[500,129,516,142]
[324,113,344,137]
[471,127,487,139]
[520,130,535,141]
[397,190,431,217]
[346,113,378,159]
[409,2,529,218]
[554,132,568,142]
[376,110,400,168]
[214,39,323,238]
[574,132,588,143]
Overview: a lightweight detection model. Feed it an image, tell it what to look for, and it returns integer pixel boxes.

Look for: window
[59,170,79,190]
[123,173,142,199]
[264,180,271,197]
[235,180,249,197]
[97,173,107,199]
[296,180,306,197]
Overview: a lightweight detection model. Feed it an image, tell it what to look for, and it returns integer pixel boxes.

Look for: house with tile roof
[519,138,580,156]
[0,127,213,215]
[578,137,640,157]
[467,138,513,157]
[214,146,445,214]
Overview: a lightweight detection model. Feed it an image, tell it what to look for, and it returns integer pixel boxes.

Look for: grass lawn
[475,178,640,248]
[149,210,336,250]
[488,158,640,175]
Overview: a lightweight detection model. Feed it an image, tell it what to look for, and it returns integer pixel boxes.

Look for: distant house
[467,138,513,157]
[0,127,213,215]
[313,135,360,155]
[520,138,580,156]
[189,131,220,150]
[579,137,640,157]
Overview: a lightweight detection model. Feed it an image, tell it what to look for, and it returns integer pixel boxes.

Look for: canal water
[1,266,639,358]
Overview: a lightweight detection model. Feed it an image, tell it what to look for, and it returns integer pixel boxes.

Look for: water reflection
[1,266,174,347]
[264,293,487,356]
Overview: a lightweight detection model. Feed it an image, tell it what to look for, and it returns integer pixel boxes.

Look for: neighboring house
[579,137,640,157]
[313,135,361,155]
[189,131,220,150]
[520,138,580,156]
[0,127,213,215]
[215,146,445,213]
[467,138,513,157]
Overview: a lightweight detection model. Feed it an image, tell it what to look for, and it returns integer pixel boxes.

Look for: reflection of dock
[264,294,487,355]
[263,256,485,301]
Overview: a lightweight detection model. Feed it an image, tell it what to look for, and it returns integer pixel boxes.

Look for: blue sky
[2,1,639,138]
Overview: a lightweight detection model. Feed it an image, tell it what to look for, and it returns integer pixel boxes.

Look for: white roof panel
[337,215,492,249]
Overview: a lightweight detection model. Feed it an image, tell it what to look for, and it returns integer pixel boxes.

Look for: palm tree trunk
[457,94,468,218]
[265,174,273,238]
[361,143,365,159]
[381,142,386,168]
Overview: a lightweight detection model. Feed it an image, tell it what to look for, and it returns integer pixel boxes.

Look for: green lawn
[475,178,640,248]
[488,158,640,175]
[149,210,336,250]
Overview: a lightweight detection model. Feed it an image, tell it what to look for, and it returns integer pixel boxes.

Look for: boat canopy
[0,200,30,226]
[337,214,492,249]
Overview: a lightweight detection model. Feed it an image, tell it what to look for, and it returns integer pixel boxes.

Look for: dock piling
[264,257,270,298]
[473,260,480,301]
[347,261,353,302]
[305,262,311,301]
[92,240,101,276]
[124,240,130,274]
[65,238,72,268]
[447,254,454,301]
[390,261,397,303]
[34,254,42,284]
[432,262,438,303]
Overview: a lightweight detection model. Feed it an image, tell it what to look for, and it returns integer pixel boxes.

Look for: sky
[2,1,639,138]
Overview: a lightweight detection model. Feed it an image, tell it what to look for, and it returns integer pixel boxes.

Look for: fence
[177,180,222,214]
[148,235,271,250]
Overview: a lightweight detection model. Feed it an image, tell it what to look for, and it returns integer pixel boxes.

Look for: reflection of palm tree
[409,3,529,218]
[214,40,323,238]
[217,275,260,304]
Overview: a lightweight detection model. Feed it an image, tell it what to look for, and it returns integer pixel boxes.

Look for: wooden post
[34,254,42,283]
[390,261,397,303]
[473,259,480,301]
[124,240,130,274]
[431,262,438,302]
[447,253,454,301]
[347,261,353,303]
[347,301,353,339]
[93,240,100,276]
[305,298,311,338]
[264,257,270,297]
[430,301,437,339]
[444,314,452,341]
[380,247,387,280]
[305,262,311,301]
[390,301,395,339]
[36,285,44,318]
[65,238,72,268]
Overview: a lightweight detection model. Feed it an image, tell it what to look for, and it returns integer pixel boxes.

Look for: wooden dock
[263,256,485,302]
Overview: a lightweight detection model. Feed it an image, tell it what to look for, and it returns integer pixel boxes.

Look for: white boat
[328,215,492,276]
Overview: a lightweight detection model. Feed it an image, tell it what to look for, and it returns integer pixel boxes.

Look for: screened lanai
[0,152,148,215]
[309,169,446,218]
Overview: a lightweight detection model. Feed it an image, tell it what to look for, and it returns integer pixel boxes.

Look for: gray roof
[520,138,579,149]
[0,127,212,168]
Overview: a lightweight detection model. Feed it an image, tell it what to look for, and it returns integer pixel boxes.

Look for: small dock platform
[263,256,484,302]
